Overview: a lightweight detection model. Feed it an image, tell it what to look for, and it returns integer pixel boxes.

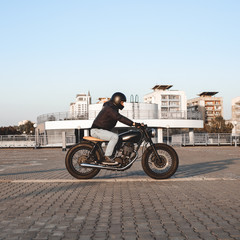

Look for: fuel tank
[119,130,142,143]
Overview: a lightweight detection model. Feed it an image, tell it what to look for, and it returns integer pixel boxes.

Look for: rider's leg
[91,129,118,157]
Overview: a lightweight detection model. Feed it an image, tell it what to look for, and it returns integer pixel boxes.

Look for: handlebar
[134,123,147,129]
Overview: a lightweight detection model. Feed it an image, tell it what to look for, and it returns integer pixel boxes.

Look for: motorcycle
[65,125,179,179]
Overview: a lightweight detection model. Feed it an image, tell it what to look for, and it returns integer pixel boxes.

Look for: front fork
[147,138,162,162]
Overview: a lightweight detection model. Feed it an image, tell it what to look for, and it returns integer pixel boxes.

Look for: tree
[18,121,35,134]
[0,126,20,135]
[208,116,233,133]
[195,116,233,133]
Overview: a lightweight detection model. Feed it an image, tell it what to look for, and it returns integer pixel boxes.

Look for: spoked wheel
[65,144,100,179]
[142,143,179,179]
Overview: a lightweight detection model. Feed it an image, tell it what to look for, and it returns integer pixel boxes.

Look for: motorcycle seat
[83,136,106,142]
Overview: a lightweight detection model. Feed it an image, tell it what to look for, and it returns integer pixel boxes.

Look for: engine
[114,143,136,167]
[123,142,134,157]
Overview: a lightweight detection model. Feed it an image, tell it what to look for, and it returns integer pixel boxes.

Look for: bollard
[62,132,66,151]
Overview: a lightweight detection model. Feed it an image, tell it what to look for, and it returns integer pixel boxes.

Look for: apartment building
[144,85,187,119]
[187,92,223,124]
[232,96,240,135]
[69,92,91,119]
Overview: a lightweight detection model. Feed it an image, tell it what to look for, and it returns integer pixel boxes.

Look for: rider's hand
[134,122,143,128]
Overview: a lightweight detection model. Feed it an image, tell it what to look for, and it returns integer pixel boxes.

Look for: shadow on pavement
[175,158,239,178]
[0,158,239,179]
[0,168,66,176]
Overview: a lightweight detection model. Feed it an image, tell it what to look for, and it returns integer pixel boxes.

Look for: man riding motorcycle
[91,92,140,165]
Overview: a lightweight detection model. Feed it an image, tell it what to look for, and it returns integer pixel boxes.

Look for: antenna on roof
[135,95,139,103]
[130,95,134,103]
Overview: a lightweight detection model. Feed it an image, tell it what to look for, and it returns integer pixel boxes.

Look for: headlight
[148,128,156,137]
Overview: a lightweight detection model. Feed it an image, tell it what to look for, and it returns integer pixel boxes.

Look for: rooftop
[152,85,173,91]
[198,92,218,97]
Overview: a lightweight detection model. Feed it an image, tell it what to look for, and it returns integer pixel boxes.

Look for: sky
[0,0,239,126]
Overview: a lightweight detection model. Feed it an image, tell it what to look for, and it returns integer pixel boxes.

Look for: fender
[66,140,104,162]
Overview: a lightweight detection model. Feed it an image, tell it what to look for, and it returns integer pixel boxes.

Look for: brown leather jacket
[91,101,133,131]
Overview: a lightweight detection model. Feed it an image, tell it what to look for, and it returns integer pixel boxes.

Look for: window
[161,107,168,112]
[169,95,180,100]
[162,95,168,100]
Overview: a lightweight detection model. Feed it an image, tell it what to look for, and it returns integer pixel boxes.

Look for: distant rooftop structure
[198,92,218,97]
[152,85,173,91]
[97,97,110,104]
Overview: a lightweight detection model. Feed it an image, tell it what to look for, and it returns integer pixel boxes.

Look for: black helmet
[111,92,127,110]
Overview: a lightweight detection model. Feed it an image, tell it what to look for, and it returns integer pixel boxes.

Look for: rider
[91,92,140,165]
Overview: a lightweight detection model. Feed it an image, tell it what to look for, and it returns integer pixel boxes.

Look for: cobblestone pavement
[0,147,239,240]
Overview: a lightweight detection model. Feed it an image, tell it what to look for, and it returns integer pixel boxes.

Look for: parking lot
[0,146,239,239]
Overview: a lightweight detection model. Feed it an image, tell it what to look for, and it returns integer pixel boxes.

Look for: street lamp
[33,123,37,149]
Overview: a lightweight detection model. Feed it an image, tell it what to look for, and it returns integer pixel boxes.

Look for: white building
[69,92,91,119]
[89,102,158,120]
[35,88,203,146]
[232,96,240,135]
[144,85,187,119]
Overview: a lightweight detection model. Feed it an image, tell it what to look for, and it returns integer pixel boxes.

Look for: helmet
[111,92,127,110]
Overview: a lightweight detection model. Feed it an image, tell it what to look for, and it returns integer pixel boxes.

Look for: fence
[0,135,36,148]
[37,110,202,124]
[0,134,76,148]
[37,112,88,124]
[36,134,75,147]
[1,133,239,148]
[172,133,240,146]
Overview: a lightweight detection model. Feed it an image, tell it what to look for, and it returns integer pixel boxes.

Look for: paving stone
[0,147,240,240]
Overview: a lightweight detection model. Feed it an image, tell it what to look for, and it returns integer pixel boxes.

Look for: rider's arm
[109,108,134,126]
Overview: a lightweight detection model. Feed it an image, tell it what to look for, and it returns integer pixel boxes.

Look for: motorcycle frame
[80,125,161,171]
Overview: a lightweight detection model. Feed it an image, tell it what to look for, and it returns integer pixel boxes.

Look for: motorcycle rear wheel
[142,143,179,179]
[65,143,100,179]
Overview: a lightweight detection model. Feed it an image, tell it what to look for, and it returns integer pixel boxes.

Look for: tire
[142,143,179,179]
[65,143,101,179]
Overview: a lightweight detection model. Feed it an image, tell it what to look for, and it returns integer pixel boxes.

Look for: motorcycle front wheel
[142,143,179,179]
[65,143,100,179]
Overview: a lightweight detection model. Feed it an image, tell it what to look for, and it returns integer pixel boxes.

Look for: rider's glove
[134,122,142,128]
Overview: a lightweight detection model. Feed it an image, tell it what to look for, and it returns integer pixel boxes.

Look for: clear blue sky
[0,0,239,126]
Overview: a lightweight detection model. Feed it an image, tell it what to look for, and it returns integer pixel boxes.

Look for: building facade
[144,85,187,119]
[187,92,223,124]
[35,87,204,146]
[232,96,240,135]
[88,102,158,120]
[69,92,91,119]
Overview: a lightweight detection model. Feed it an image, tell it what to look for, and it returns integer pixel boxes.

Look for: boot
[102,156,118,165]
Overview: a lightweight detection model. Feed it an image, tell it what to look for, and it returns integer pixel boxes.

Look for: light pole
[33,123,37,149]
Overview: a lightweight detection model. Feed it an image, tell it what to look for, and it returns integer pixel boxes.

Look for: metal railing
[1,132,239,148]
[172,133,240,146]
[36,134,76,147]
[0,135,36,148]
[37,110,202,124]
[37,112,88,124]
[0,134,76,148]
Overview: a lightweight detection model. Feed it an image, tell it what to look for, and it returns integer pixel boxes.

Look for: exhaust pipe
[80,163,123,171]
[81,154,138,171]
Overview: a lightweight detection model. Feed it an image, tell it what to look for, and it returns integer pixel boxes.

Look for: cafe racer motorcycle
[65,125,179,179]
